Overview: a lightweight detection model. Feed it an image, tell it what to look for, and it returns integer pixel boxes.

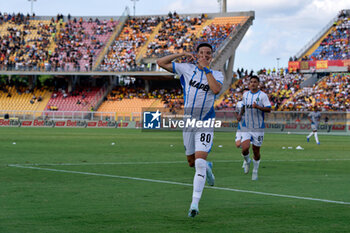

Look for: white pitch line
[9,161,188,166]
[9,158,350,167]
[8,164,350,205]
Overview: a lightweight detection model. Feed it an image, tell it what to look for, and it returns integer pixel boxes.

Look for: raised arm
[197,58,222,94]
[205,71,222,94]
[156,52,195,73]
[253,103,271,113]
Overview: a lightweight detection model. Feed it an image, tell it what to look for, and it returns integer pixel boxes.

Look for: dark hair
[250,75,260,82]
[196,43,213,52]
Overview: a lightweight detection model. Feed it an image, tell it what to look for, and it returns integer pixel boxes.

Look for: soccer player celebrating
[306,106,321,144]
[237,76,271,180]
[157,43,224,217]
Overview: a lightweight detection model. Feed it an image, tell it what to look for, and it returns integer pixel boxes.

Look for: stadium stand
[144,15,247,60]
[0,85,51,112]
[300,10,350,61]
[0,11,251,76]
[45,86,105,112]
[0,12,118,71]
[0,14,56,71]
[145,13,207,58]
[99,17,160,72]
[215,71,303,111]
[97,86,183,117]
[49,17,117,71]
[281,73,350,111]
[99,13,248,71]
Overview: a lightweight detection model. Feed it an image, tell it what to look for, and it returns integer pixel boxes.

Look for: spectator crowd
[282,73,350,111]
[0,12,117,71]
[215,69,303,111]
[300,10,350,61]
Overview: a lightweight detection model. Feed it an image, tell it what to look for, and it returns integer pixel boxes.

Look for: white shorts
[183,129,214,155]
[311,123,318,131]
[241,131,264,147]
[235,131,243,142]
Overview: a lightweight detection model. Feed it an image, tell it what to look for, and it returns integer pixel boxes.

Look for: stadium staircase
[213,78,240,108]
[277,89,303,111]
[47,23,60,56]
[93,8,130,71]
[149,99,164,109]
[93,83,116,111]
[35,89,53,112]
[300,73,317,88]
[195,19,213,37]
[210,13,254,96]
[279,72,339,110]
[136,22,164,63]
[24,20,51,44]
[214,88,231,107]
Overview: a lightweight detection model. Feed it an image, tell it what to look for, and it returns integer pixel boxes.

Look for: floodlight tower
[130,0,139,17]
[217,0,227,13]
[222,0,227,13]
[28,0,37,15]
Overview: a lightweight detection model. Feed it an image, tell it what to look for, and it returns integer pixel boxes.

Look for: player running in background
[235,89,249,149]
[157,43,224,218]
[306,106,321,144]
[235,89,248,169]
[237,76,271,180]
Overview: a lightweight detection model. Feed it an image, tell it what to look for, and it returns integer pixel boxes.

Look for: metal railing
[0,110,348,123]
[93,7,130,71]
[294,15,338,59]
[0,110,116,121]
[215,110,348,124]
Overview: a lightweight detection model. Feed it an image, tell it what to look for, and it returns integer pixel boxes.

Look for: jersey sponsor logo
[189,80,209,92]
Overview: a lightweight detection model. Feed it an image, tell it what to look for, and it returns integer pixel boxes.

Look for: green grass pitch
[1,128,349,232]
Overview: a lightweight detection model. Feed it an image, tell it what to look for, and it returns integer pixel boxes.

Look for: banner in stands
[0,119,137,128]
[316,60,328,69]
[218,121,348,133]
[300,61,310,70]
[343,59,350,67]
[1,119,349,134]
[288,59,350,70]
[288,61,300,71]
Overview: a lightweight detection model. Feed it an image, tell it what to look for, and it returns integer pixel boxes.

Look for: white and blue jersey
[308,111,321,127]
[242,90,271,130]
[172,62,224,120]
[236,101,244,131]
